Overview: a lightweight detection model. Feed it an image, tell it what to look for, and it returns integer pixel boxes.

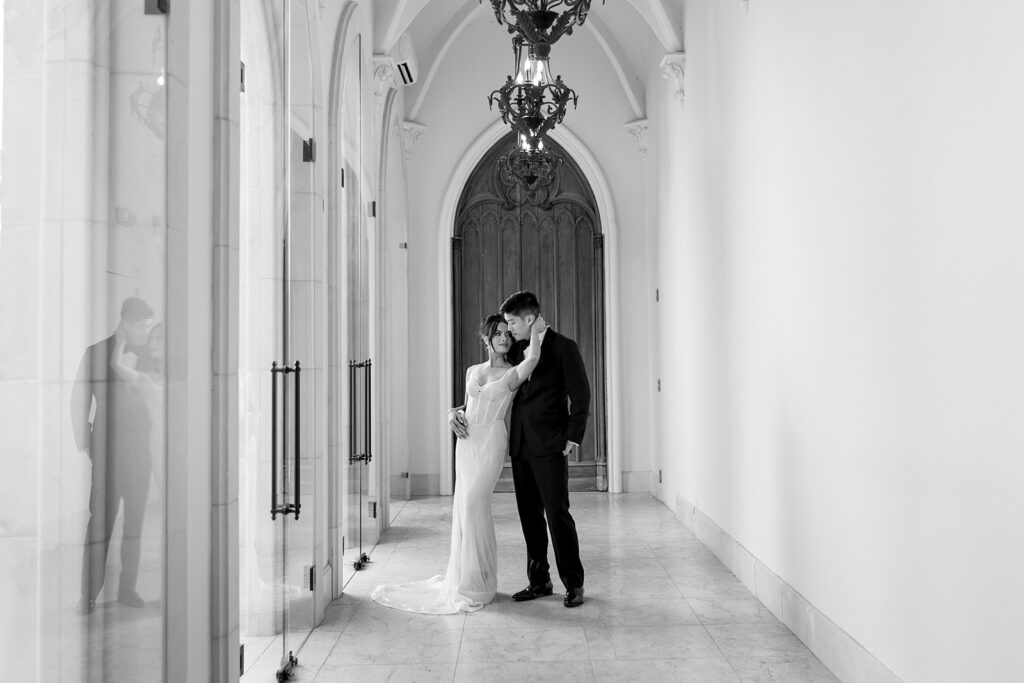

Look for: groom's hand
[562,441,578,457]
[448,408,469,439]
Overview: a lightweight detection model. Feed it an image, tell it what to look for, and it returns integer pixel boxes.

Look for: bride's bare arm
[506,316,546,390]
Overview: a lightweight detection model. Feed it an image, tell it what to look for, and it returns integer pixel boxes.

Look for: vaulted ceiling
[373,0,683,122]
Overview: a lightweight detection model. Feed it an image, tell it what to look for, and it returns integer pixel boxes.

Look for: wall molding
[401,120,426,159]
[675,494,905,683]
[624,118,649,157]
[660,52,686,107]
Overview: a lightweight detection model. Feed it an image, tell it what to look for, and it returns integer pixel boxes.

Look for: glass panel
[0,1,168,680]
[239,0,287,676]
[341,37,372,582]
[382,116,410,524]
[239,0,319,676]
[283,0,319,650]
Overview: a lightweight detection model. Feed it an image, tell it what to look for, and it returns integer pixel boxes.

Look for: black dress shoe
[563,586,585,608]
[117,589,145,608]
[77,598,95,615]
[512,582,553,601]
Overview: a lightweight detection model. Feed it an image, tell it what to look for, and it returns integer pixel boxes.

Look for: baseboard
[675,494,904,683]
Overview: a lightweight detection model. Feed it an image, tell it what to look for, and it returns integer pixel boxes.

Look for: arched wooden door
[453,133,607,492]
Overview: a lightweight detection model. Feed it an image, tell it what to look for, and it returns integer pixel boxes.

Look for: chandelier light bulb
[531,58,545,86]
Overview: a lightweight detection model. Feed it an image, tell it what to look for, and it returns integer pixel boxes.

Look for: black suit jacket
[508,329,591,458]
[71,335,151,461]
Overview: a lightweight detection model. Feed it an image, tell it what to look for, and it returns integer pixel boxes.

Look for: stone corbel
[401,121,426,160]
[660,52,686,107]
[624,119,649,157]
[372,55,396,103]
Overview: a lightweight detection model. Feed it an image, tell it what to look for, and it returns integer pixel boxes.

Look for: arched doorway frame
[436,120,624,495]
[374,85,411,528]
[326,0,375,598]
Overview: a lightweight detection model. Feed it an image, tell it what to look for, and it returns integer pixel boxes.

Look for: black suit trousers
[511,451,584,591]
[81,448,151,600]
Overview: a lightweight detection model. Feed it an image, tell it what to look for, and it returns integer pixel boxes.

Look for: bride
[370,313,545,614]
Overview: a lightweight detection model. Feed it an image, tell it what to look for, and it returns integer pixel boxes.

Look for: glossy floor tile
[245,494,840,682]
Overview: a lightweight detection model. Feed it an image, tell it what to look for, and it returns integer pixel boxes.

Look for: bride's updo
[479,314,505,349]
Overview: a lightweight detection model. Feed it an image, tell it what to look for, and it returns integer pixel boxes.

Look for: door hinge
[369,501,377,519]
[340,168,345,188]
[240,62,246,92]
[342,536,345,556]
[368,200,376,218]
[309,566,316,591]
[239,644,244,677]
[303,138,315,162]
[657,378,661,392]
[399,242,408,250]
[145,0,168,14]
[655,288,659,302]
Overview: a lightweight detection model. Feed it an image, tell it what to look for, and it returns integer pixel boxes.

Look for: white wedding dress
[371,365,518,614]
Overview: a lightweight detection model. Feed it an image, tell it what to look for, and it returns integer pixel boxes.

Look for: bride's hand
[532,315,546,333]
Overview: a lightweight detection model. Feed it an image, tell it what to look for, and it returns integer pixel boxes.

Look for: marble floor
[243,493,840,682]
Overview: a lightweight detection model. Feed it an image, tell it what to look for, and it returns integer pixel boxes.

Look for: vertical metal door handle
[291,361,301,520]
[271,362,279,519]
[270,361,301,520]
[349,361,356,463]
[365,359,372,464]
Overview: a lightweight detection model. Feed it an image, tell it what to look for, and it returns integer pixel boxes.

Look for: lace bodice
[465,367,517,425]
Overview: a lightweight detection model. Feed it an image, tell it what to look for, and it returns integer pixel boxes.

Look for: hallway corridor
[242,494,838,682]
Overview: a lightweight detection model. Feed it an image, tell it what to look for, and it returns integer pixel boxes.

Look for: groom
[500,290,590,608]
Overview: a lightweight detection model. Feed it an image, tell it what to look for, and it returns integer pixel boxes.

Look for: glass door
[339,39,376,585]
[0,2,170,681]
[239,0,320,678]
[282,0,320,658]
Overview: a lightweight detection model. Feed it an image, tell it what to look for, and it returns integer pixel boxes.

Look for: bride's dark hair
[479,314,506,348]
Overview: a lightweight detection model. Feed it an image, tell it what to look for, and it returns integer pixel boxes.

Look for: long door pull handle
[289,361,301,520]
[270,361,301,520]
[270,362,281,519]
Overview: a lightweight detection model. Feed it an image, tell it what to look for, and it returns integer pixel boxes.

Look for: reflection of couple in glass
[72,297,165,615]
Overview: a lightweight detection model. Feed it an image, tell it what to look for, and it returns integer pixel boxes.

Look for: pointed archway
[452,133,608,492]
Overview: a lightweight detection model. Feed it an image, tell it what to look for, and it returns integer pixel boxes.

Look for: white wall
[652,1,1024,681]
[403,12,657,492]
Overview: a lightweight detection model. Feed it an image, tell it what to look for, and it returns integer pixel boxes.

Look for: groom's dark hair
[120,296,154,322]
[499,290,540,318]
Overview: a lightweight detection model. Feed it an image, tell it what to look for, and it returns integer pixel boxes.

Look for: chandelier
[487,53,577,143]
[499,136,564,195]
[487,38,577,192]
[483,0,603,51]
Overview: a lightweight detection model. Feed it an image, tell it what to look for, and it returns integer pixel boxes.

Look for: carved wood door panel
[453,134,607,492]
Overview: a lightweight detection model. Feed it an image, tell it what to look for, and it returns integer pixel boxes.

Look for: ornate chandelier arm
[484,0,604,46]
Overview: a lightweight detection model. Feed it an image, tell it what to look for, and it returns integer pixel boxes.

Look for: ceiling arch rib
[408,0,486,121]
[625,0,682,52]
[383,0,680,55]
[585,15,644,120]
[376,0,432,53]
